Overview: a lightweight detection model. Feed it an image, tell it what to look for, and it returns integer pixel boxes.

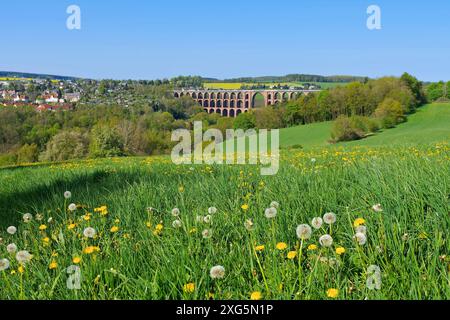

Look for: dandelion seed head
[64,191,72,199]
[210,265,225,279]
[296,224,312,240]
[355,225,367,235]
[372,204,383,212]
[270,201,280,209]
[202,229,212,239]
[6,243,17,254]
[68,203,77,212]
[203,215,212,224]
[83,227,96,238]
[22,213,33,223]
[354,232,367,245]
[311,217,323,229]
[6,226,17,235]
[264,207,277,219]
[172,220,182,228]
[15,250,32,264]
[208,207,217,214]
[319,234,334,247]
[171,208,180,217]
[323,212,337,225]
[0,258,10,271]
[244,219,255,231]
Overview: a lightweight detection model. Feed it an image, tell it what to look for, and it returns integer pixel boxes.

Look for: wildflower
[83,214,91,221]
[308,244,318,251]
[16,250,32,264]
[83,227,97,238]
[153,224,163,236]
[47,217,53,223]
[83,246,100,254]
[178,186,185,193]
[6,226,17,235]
[64,191,72,199]
[171,208,180,217]
[0,258,10,271]
[72,256,82,264]
[23,213,33,223]
[18,265,24,274]
[355,225,367,235]
[311,217,323,229]
[39,225,47,231]
[250,291,262,300]
[146,207,154,213]
[110,226,119,233]
[296,224,312,240]
[208,207,217,214]
[326,288,339,298]
[244,219,255,231]
[319,234,333,247]
[270,201,280,209]
[323,212,337,225]
[354,232,367,245]
[203,215,212,224]
[183,283,195,293]
[372,204,383,212]
[353,218,366,227]
[202,229,212,239]
[189,228,197,234]
[264,207,277,219]
[276,242,288,251]
[49,261,58,270]
[287,251,297,259]
[67,223,77,230]
[401,233,409,241]
[255,245,265,252]
[241,204,249,211]
[94,206,108,216]
[311,158,317,163]
[68,203,77,212]
[336,247,346,255]
[7,243,17,254]
[35,214,43,221]
[42,237,50,245]
[210,265,225,279]
[172,220,182,228]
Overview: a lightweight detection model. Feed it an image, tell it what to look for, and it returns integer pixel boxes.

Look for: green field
[0,103,449,300]
[280,103,450,149]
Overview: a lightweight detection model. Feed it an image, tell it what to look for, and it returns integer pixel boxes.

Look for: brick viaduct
[173,89,320,117]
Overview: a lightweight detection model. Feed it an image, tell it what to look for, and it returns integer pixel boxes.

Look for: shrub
[16,143,39,163]
[40,131,89,162]
[331,115,367,142]
[89,125,125,158]
[233,112,256,130]
[374,98,405,128]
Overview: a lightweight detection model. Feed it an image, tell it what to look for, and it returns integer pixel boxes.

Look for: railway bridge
[173,89,320,117]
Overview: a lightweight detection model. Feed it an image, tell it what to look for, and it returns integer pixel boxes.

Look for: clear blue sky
[1,0,449,81]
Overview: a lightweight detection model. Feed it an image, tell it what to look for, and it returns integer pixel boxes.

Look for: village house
[63,92,81,103]
[42,92,59,103]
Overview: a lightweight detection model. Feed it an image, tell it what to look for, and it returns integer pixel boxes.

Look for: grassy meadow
[0,104,449,300]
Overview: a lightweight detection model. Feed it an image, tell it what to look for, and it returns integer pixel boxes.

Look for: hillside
[280,103,450,149]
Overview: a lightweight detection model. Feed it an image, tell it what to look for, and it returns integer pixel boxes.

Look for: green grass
[280,103,450,149]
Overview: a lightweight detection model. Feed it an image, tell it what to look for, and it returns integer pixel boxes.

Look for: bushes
[16,143,39,163]
[331,115,378,142]
[374,98,405,128]
[40,131,89,162]
[89,125,125,158]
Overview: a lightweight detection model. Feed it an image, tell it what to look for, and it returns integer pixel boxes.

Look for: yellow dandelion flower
[49,261,58,270]
[83,246,100,254]
[353,218,366,227]
[42,237,50,245]
[39,224,47,231]
[336,247,346,255]
[255,245,265,252]
[83,215,91,221]
[183,283,195,293]
[241,204,249,211]
[110,226,119,233]
[178,186,185,193]
[155,224,163,231]
[67,223,76,230]
[326,288,339,298]
[72,256,82,264]
[276,242,288,251]
[123,233,130,239]
[287,251,297,259]
[18,266,24,274]
[189,228,197,234]
[114,219,120,224]
[308,244,318,251]
[146,222,152,228]
[250,291,262,300]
